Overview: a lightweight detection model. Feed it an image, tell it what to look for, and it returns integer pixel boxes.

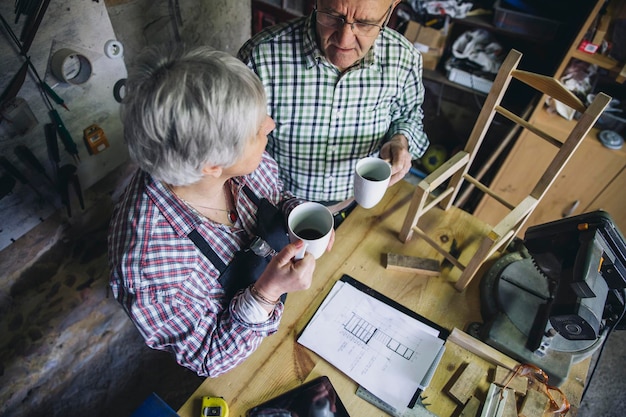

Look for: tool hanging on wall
[44,122,83,217]
[14,0,51,53]
[57,163,84,217]
[1,10,80,163]
[49,109,79,163]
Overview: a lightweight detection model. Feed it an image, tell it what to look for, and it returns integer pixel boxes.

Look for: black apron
[187,185,289,301]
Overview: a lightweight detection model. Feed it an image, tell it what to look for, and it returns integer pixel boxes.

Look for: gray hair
[121,44,267,186]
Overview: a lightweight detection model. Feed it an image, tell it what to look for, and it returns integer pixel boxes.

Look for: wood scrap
[493,366,528,395]
[460,396,481,417]
[519,388,549,417]
[384,253,440,275]
[501,387,518,417]
[447,361,484,405]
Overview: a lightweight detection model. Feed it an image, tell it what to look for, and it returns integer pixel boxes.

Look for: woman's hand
[254,240,316,302]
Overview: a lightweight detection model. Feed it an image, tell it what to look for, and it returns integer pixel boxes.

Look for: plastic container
[492,0,561,40]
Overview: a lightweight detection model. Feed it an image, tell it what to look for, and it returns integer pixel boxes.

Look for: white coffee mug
[287,202,333,259]
[354,157,392,209]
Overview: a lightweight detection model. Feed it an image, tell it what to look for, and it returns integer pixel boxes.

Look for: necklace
[166,183,238,225]
[186,201,238,224]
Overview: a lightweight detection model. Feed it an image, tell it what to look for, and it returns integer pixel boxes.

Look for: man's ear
[201,164,223,178]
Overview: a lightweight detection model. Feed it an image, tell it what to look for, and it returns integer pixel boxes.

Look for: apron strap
[242,184,260,205]
[188,229,227,273]
[186,184,258,273]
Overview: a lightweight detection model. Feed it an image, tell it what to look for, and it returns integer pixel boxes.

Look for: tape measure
[355,386,438,417]
[201,396,229,417]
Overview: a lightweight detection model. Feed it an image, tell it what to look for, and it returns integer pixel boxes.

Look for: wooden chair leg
[454,233,496,292]
[399,183,429,242]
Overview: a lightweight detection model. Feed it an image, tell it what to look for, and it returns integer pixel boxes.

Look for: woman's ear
[201,164,223,178]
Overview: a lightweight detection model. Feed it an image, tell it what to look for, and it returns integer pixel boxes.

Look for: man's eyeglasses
[314,3,394,37]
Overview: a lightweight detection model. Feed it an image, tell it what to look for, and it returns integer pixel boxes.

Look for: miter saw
[473,210,626,386]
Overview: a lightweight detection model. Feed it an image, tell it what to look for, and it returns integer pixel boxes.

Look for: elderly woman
[108,45,331,377]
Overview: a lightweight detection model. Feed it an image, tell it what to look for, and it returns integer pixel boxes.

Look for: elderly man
[238,0,429,224]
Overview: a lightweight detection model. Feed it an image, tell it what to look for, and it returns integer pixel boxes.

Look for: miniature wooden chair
[399,48,611,292]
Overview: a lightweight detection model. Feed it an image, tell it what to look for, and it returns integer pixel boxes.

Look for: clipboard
[338,274,450,341]
[298,274,450,410]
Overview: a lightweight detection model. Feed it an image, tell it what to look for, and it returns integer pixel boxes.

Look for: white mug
[354,157,391,208]
[287,202,333,259]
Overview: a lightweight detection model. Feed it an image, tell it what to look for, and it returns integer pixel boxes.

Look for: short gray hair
[121,44,267,186]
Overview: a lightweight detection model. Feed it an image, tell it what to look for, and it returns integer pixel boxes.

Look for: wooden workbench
[177,180,589,417]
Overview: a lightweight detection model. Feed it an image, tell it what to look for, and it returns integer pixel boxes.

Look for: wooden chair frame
[399,49,611,291]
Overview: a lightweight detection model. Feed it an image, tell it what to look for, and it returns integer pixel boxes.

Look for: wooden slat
[512,70,586,113]
[423,185,455,212]
[495,105,564,148]
[422,151,470,191]
[531,92,612,199]
[463,174,516,210]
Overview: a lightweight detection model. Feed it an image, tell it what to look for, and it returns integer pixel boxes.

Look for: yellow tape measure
[201,396,229,417]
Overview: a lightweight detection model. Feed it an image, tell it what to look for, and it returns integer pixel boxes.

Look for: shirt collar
[303,13,380,72]
[144,172,249,237]
[144,172,200,237]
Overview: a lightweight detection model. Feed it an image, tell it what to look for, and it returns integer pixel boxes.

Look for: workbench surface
[177,180,589,417]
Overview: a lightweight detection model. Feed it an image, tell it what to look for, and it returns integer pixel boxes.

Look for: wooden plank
[519,387,549,417]
[384,253,440,276]
[493,366,528,395]
[447,328,520,370]
[447,362,484,405]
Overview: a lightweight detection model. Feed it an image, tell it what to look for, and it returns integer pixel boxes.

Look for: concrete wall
[106,0,251,65]
[0,1,250,415]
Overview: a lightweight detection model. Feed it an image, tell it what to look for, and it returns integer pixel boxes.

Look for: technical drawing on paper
[344,313,415,360]
[297,279,445,411]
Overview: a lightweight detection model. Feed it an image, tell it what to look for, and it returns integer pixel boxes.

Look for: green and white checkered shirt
[238,14,429,202]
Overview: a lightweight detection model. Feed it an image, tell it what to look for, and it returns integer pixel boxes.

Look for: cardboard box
[404,21,448,70]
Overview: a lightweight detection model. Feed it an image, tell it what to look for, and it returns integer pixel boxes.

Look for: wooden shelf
[423,68,488,96]
[572,49,622,71]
